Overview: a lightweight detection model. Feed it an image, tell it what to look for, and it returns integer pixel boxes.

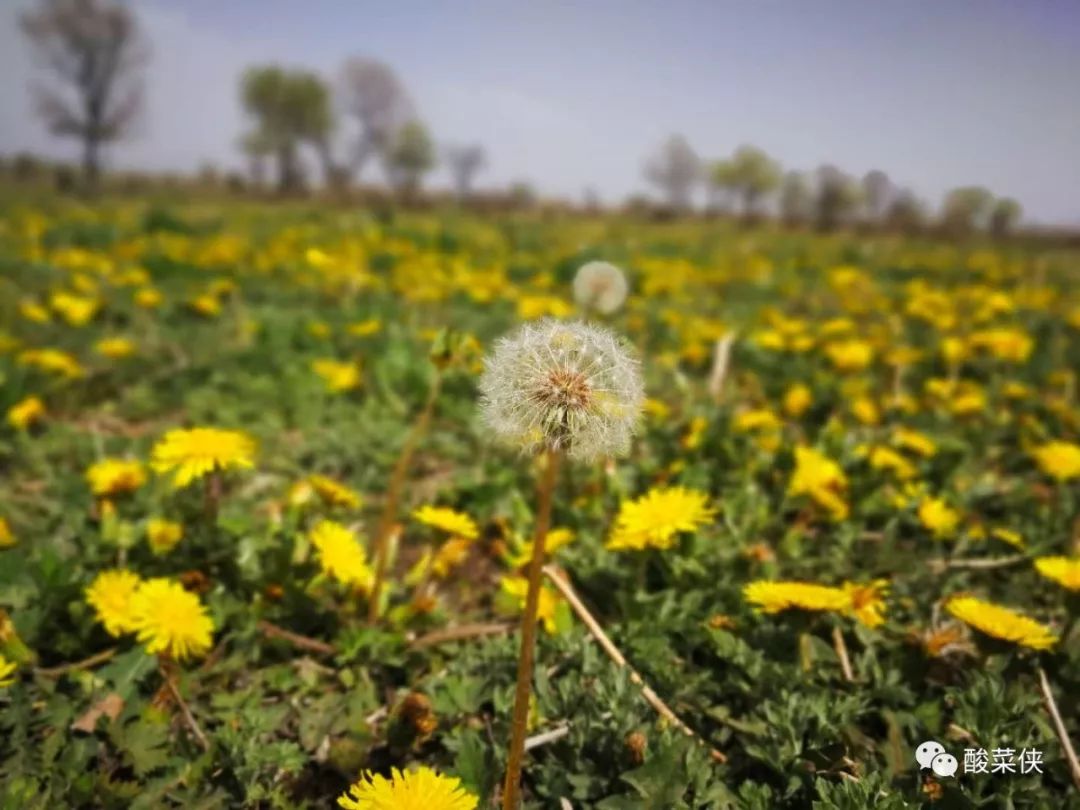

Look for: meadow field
[1,199,1079,808]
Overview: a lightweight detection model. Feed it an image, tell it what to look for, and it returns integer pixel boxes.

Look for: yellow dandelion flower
[733,408,782,433]
[309,520,372,591]
[1034,557,1080,591]
[782,383,813,417]
[606,487,715,551]
[851,396,880,426]
[892,427,936,458]
[130,578,214,661]
[18,348,84,378]
[189,294,221,317]
[412,506,479,540]
[312,359,362,392]
[918,497,960,539]
[86,569,143,637]
[150,427,256,489]
[432,536,472,578]
[0,517,14,548]
[823,339,873,372]
[347,318,382,337]
[945,596,1056,651]
[843,580,889,628]
[506,527,575,569]
[20,298,51,323]
[501,576,560,633]
[744,581,850,614]
[50,291,99,326]
[745,580,887,628]
[7,396,46,430]
[134,287,163,309]
[968,328,1033,362]
[0,653,16,688]
[1031,440,1080,482]
[86,458,147,498]
[146,518,184,554]
[862,445,917,480]
[989,527,1025,549]
[643,398,671,420]
[94,337,136,359]
[308,475,362,510]
[788,446,849,521]
[337,766,478,810]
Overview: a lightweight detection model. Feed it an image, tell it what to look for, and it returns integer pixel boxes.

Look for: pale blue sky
[1,1,1078,224]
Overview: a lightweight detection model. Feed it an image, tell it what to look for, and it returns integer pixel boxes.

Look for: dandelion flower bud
[572,261,629,315]
[479,319,644,461]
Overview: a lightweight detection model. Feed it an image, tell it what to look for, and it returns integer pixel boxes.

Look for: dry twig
[543,565,726,763]
[1037,666,1080,791]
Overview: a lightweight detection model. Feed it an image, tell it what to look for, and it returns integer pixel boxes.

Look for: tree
[861,170,892,224]
[884,189,926,235]
[942,186,994,235]
[644,135,700,210]
[444,143,486,200]
[779,171,812,227]
[728,145,781,218]
[20,0,148,188]
[239,129,274,188]
[814,165,862,231]
[707,159,738,214]
[990,197,1022,238]
[240,66,334,192]
[338,58,414,184]
[385,121,435,195]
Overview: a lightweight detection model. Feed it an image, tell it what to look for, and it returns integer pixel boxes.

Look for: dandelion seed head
[479,319,643,461]
[572,261,629,314]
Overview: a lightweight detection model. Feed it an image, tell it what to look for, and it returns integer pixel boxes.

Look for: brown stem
[203,470,222,523]
[35,647,117,678]
[1036,665,1080,791]
[367,371,443,623]
[409,621,513,650]
[832,625,855,682]
[160,659,210,751]
[502,449,560,810]
[257,620,336,656]
[543,564,726,763]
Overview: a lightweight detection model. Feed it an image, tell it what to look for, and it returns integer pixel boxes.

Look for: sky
[1,0,1079,225]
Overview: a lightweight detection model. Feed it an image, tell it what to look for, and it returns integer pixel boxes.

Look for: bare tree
[780,171,812,227]
[338,58,414,184]
[990,197,1022,239]
[814,165,862,231]
[20,0,148,189]
[444,143,486,200]
[644,134,701,210]
[861,169,892,224]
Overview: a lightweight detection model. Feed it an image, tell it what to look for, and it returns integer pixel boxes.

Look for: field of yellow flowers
[1,200,1079,808]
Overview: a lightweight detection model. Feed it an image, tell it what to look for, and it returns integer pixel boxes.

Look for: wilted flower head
[572,261,629,314]
[479,319,644,461]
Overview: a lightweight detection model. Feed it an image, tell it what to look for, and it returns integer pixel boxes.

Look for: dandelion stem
[542,564,727,763]
[832,625,855,682]
[1036,665,1080,791]
[367,369,443,623]
[502,448,560,810]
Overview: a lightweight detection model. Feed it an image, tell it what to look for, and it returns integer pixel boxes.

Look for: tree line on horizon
[12,0,1034,237]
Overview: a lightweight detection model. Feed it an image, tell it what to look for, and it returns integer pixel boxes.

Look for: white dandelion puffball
[479,319,644,461]
[572,261,629,315]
